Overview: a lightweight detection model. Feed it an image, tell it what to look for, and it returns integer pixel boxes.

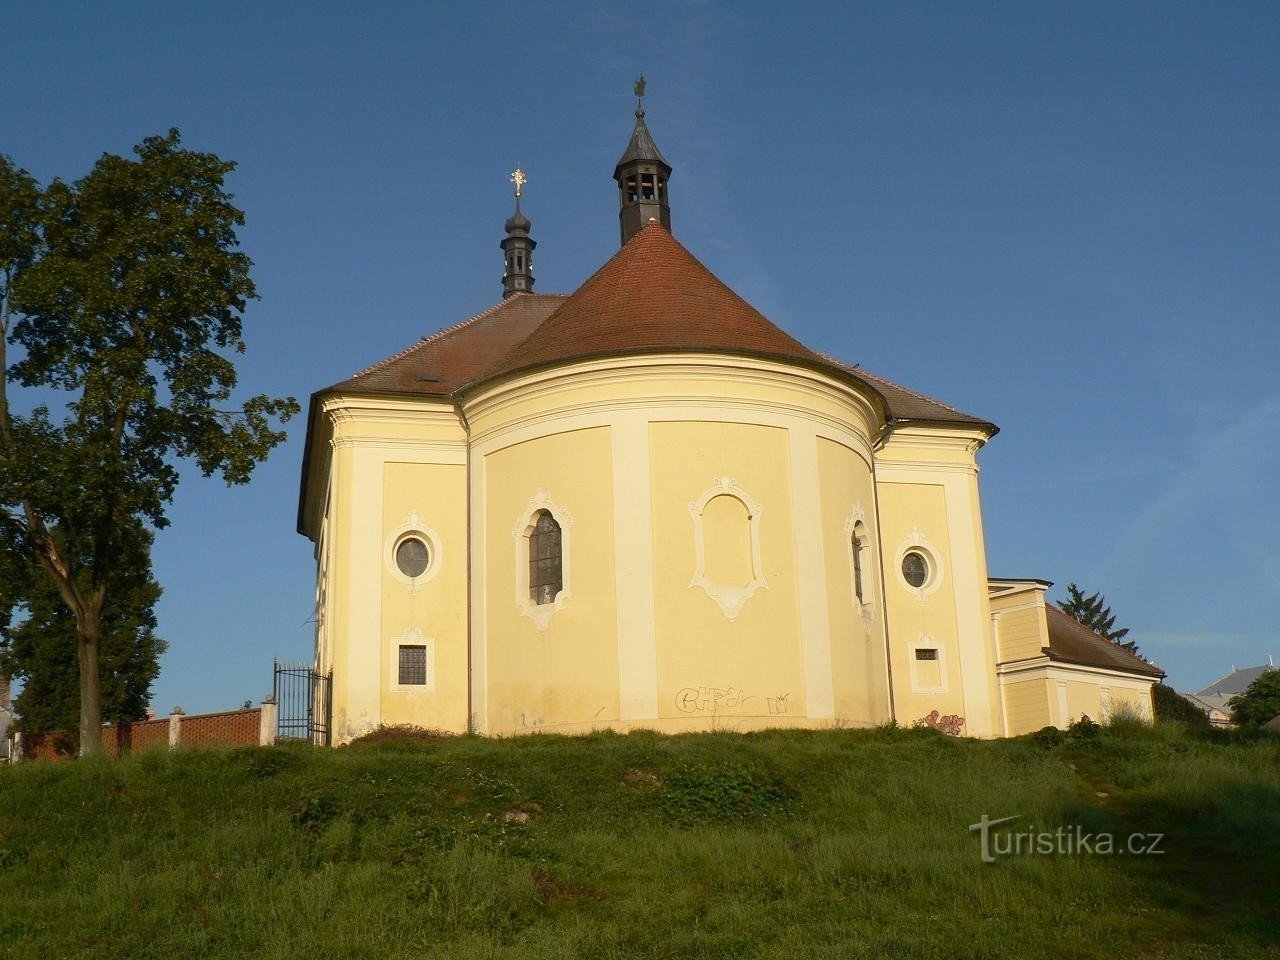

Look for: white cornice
[462,353,881,428]
[997,657,1159,685]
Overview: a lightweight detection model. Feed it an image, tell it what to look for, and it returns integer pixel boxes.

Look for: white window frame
[688,476,767,621]
[388,628,436,693]
[908,635,949,694]
[894,526,944,600]
[384,510,443,594]
[512,490,573,632]
[843,505,876,628]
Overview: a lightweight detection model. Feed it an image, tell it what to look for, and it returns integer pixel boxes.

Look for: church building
[297,88,1162,743]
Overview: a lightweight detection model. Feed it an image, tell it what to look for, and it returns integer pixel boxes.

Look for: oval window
[395,537,430,578]
[901,550,929,588]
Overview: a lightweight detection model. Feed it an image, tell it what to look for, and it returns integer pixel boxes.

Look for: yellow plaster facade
[301,353,1158,742]
[297,118,1159,741]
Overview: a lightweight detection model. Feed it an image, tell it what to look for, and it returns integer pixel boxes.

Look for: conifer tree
[1060,582,1140,657]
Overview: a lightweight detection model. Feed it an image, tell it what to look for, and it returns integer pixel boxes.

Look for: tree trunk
[78,619,103,757]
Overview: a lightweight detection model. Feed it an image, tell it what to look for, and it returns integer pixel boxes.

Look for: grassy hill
[0,720,1276,959]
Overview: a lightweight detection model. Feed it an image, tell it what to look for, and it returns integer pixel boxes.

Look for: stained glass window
[529,510,562,605]
[902,551,929,589]
[395,537,430,578]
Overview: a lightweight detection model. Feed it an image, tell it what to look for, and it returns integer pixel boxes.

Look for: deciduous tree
[0,517,166,742]
[1229,669,1280,727]
[0,132,297,755]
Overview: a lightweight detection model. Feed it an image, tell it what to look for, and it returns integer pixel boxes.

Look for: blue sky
[2,2,1276,711]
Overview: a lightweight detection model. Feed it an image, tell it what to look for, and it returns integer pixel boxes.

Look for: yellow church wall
[875,480,969,725]
[377,461,469,732]
[462,355,885,734]
[649,420,807,722]
[1108,684,1155,720]
[875,426,1001,737]
[816,436,890,725]
[990,596,1050,663]
[313,395,469,743]
[1001,678,1053,736]
[480,426,621,734]
[1000,662,1156,733]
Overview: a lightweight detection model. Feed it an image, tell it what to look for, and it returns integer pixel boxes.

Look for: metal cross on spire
[634,74,646,101]
[510,165,526,198]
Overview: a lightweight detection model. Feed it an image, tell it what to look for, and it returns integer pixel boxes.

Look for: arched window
[528,510,562,605]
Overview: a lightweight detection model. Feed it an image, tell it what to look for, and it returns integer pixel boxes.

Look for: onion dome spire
[501,165,536,298]
[613,75,672,246]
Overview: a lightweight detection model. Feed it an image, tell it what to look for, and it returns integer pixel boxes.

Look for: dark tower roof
[614,77,672,246]
[613,104,669,177]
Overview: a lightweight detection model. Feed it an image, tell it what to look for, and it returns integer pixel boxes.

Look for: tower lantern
[501,166,535,298]
[613,75,671,246]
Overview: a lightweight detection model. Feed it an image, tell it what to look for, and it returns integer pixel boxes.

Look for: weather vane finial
[634,74,646,101]
[510,165,526,199]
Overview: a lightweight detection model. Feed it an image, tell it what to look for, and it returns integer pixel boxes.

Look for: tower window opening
[640,173,657,200]
[624,175,639,203]
[516,253,524,271]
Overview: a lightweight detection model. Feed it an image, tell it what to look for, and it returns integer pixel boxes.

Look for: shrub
[1031,725,1065,749]
[1152,682,1211,728]
[1067,715,1101,743]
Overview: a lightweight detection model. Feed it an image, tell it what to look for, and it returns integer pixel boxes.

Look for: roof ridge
[346,293,567,380]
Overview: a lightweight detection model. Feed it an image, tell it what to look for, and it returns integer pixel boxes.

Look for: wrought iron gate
[273,660,332,745]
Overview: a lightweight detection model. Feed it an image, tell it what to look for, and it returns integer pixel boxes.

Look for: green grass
[0,721,1277,959]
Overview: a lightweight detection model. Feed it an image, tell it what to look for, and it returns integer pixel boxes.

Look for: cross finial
[510,165,526,198]
[634,74,646,100]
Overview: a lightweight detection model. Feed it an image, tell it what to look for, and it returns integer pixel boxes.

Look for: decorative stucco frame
[513,490,573,632]
[894,526,944,601]
[688,476,767,620]
[388,627,436,693]
[908,634,949,695]
[843,504,876,628]
[383,510,444,594]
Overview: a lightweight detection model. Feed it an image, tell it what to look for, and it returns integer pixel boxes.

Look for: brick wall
[179,709,261,748]
[17,707,264,761]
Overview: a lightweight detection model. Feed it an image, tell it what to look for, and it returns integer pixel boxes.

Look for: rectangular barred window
[398,645,427,686]
[915,648,939,661]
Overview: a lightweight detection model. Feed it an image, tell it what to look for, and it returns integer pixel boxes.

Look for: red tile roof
[1044,605,1164,678]
[325,293,568,397]
[325,223,994,432]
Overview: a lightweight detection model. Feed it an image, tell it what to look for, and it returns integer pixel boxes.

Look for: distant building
[296,87,1164,743]
[1184,661,1277,727]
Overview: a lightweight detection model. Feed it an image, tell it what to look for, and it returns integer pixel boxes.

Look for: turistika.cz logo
[968,814,1165,864]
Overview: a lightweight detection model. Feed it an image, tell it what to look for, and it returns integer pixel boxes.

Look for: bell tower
[613,75,671,246]
[501,166,535,298]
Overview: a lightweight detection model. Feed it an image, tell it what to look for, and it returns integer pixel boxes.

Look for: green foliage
[1060,582,1140,655]
[1229,668,1280,727]
[0,727,1277,958]
[1067,714,1102,742]
[655,762,794,825]
[0,132,297,751]
[1152,682,1212,728]
[0,517,165,736]
[1031,725,1066,749]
